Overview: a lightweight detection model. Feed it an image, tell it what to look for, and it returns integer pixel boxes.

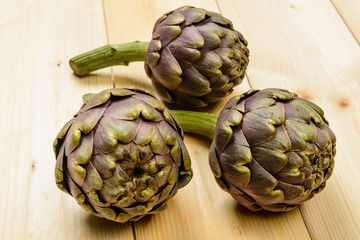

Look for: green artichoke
[69,6,249,107]
[144,6,249,107]
[208,89,336,211]
[54,88,192,222]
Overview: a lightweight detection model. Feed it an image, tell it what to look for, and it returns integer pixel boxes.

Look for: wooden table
[1,0,359,239]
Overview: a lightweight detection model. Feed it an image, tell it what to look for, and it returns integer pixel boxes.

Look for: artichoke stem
[171,110,217,140]
[69,41,149,76]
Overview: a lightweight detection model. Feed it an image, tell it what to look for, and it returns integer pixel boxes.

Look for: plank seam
[329,0,360,46]
[299,205,315,240]
[215,0,253,90]
[131,222,137,240]
[215,0,222,15]
[245,73,253,89]
[101,0,115,88]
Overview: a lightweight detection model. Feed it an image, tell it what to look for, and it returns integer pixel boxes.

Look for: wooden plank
[0,0,133,239]
[217,0,360,239]
[103,1,311,239]
[331,0,360,44]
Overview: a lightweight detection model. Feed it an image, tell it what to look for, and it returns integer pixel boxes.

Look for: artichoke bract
[208,89,336,211]
[144,6,250,107]
[69,6,249,107]
[54,88,192,222]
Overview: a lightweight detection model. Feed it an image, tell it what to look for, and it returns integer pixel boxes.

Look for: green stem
[172,110,217,140]
[69,41,149,77]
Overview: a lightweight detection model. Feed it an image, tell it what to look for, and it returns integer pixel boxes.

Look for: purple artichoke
[144,6,249,107]
[54,88,192,222]
[69,6,249,108]
[208,89,336,211]
[172,88,336,212]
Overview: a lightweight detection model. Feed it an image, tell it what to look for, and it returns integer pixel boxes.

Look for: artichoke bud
[54,88,192,222]
[209,88,336,212]
[145,6,250,107]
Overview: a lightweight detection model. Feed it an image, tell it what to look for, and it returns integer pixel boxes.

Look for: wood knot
[337,98,350,109]
[289,0,300,9]
[31,160,36,170]
[296,91,314,101]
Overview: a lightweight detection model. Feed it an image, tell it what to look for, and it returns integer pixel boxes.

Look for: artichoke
[209,89,336,211]
[144,6,249,107]
[54,88,192,222]
[172,88,336,212]
[69,6,249,107]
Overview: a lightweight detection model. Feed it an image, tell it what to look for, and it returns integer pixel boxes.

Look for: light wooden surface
[0,0,359,239]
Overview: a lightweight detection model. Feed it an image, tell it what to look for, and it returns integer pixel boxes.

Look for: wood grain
[331,0,360,44]
[0,0,133,239]
[217,0,360,239]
